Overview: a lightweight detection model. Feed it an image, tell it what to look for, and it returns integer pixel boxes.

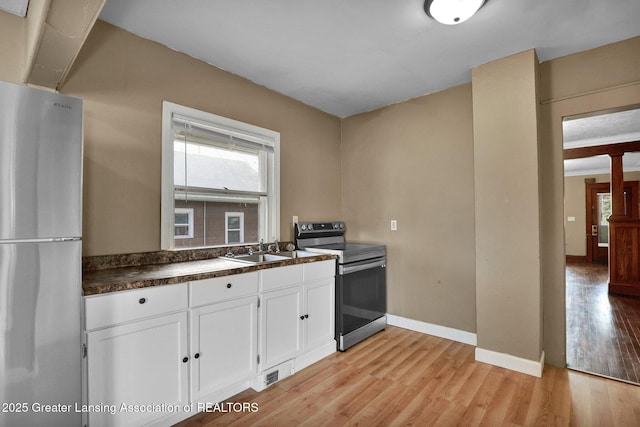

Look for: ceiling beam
[563,140,640,160]
[26,0,106,90]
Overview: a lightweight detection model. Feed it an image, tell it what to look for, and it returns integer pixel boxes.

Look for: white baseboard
[475,347,545,378]
[386,314,477,346]
[381,315,546,378]
[295,340,336,372]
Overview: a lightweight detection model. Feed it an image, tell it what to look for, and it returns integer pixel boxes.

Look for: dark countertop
[82,254,336,296]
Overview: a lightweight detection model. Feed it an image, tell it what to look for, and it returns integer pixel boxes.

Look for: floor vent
[265,370,279,386]
[263,360,294,388]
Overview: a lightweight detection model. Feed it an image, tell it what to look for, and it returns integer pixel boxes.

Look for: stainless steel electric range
[295,221,386,351]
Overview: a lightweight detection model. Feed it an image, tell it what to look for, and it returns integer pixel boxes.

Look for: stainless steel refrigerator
[0,80,83,426]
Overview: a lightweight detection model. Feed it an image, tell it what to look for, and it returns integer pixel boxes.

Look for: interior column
[609,153,625,219]
[471,49,544,377]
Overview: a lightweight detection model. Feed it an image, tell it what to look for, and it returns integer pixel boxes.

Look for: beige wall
[565,172,640,257]
[539,36,640,366]
[341,84,476,333]
[0,12,25,82]
[60,21,342,255]
[472,50,543,362]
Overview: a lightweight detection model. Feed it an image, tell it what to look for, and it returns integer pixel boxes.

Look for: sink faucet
[268,239,280,253]
[245,246,254,255]
[258,239,264,252]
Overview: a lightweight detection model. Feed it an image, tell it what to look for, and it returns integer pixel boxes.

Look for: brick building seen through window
[174,201,258,248]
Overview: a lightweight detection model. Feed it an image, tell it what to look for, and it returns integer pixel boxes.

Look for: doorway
[563,107,640,385]
[585,181,638,263]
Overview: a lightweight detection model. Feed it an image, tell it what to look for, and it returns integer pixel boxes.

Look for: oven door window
[337,263,386,336]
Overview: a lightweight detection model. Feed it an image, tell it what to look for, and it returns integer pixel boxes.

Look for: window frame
[174,207,194,239]
[225,212,245,244]
[161,101,280,250]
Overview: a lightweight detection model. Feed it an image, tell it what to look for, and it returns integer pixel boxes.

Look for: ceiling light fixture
[424,0,485,25]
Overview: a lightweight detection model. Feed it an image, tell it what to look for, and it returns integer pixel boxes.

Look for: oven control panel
[295,221,345,236]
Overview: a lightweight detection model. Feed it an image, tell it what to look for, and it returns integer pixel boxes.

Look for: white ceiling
[96,0,640,178]
[563,109,640,150]
[563,108,640,177]
[564,154,640,177]
[98,0,640,118]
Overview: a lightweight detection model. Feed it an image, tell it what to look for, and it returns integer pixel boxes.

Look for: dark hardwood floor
[566,260,640,384]
[176,326,640,426]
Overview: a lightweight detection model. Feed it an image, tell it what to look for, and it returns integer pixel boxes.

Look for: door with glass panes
[586,181,638,263]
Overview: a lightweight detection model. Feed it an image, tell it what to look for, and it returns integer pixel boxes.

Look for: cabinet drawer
[304,260,336,282]
[261,264,304,292]
[85,283,188,330]
[190,272,258,307]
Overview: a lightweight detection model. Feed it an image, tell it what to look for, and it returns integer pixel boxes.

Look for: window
[225,212,244,244]
[174,208,194,239]
[597,193,611,248]
[161,102,280,249]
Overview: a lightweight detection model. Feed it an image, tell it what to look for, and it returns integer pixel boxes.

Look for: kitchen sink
[278,250,316,258]
[222,250,317,265]
[223,253,289,264]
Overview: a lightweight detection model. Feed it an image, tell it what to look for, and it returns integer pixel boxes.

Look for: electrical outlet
[293,215,298,226]
[390,220,397,231]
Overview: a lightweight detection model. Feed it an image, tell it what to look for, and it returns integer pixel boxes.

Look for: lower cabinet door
[303,278,335,350]
[261,286,303,369]
[86,311,189,427]
[190,296,258,400]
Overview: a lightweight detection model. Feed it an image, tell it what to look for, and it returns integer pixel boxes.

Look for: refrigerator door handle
[0,237,81,244]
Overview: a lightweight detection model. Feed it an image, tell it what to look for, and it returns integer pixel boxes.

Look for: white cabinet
[84,259,335,425]
[261,286,303,369]
[303,259,335,282]
[85,283,188,331]
[303,277,335,351]
[190,295,258,401]
[190,272,258,306]
[84,283,189,427]
[260,259,336,372]
[260,264,303,292]
[86,311,189,427]
[189,272,259,402]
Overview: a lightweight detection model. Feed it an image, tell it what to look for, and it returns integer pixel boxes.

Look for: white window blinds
[172,114,275,153]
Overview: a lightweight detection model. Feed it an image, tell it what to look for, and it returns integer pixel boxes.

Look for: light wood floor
[176,326,640,426]
[566,261,640,384]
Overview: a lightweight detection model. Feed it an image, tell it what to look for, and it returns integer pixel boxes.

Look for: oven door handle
[340,258,386,275]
